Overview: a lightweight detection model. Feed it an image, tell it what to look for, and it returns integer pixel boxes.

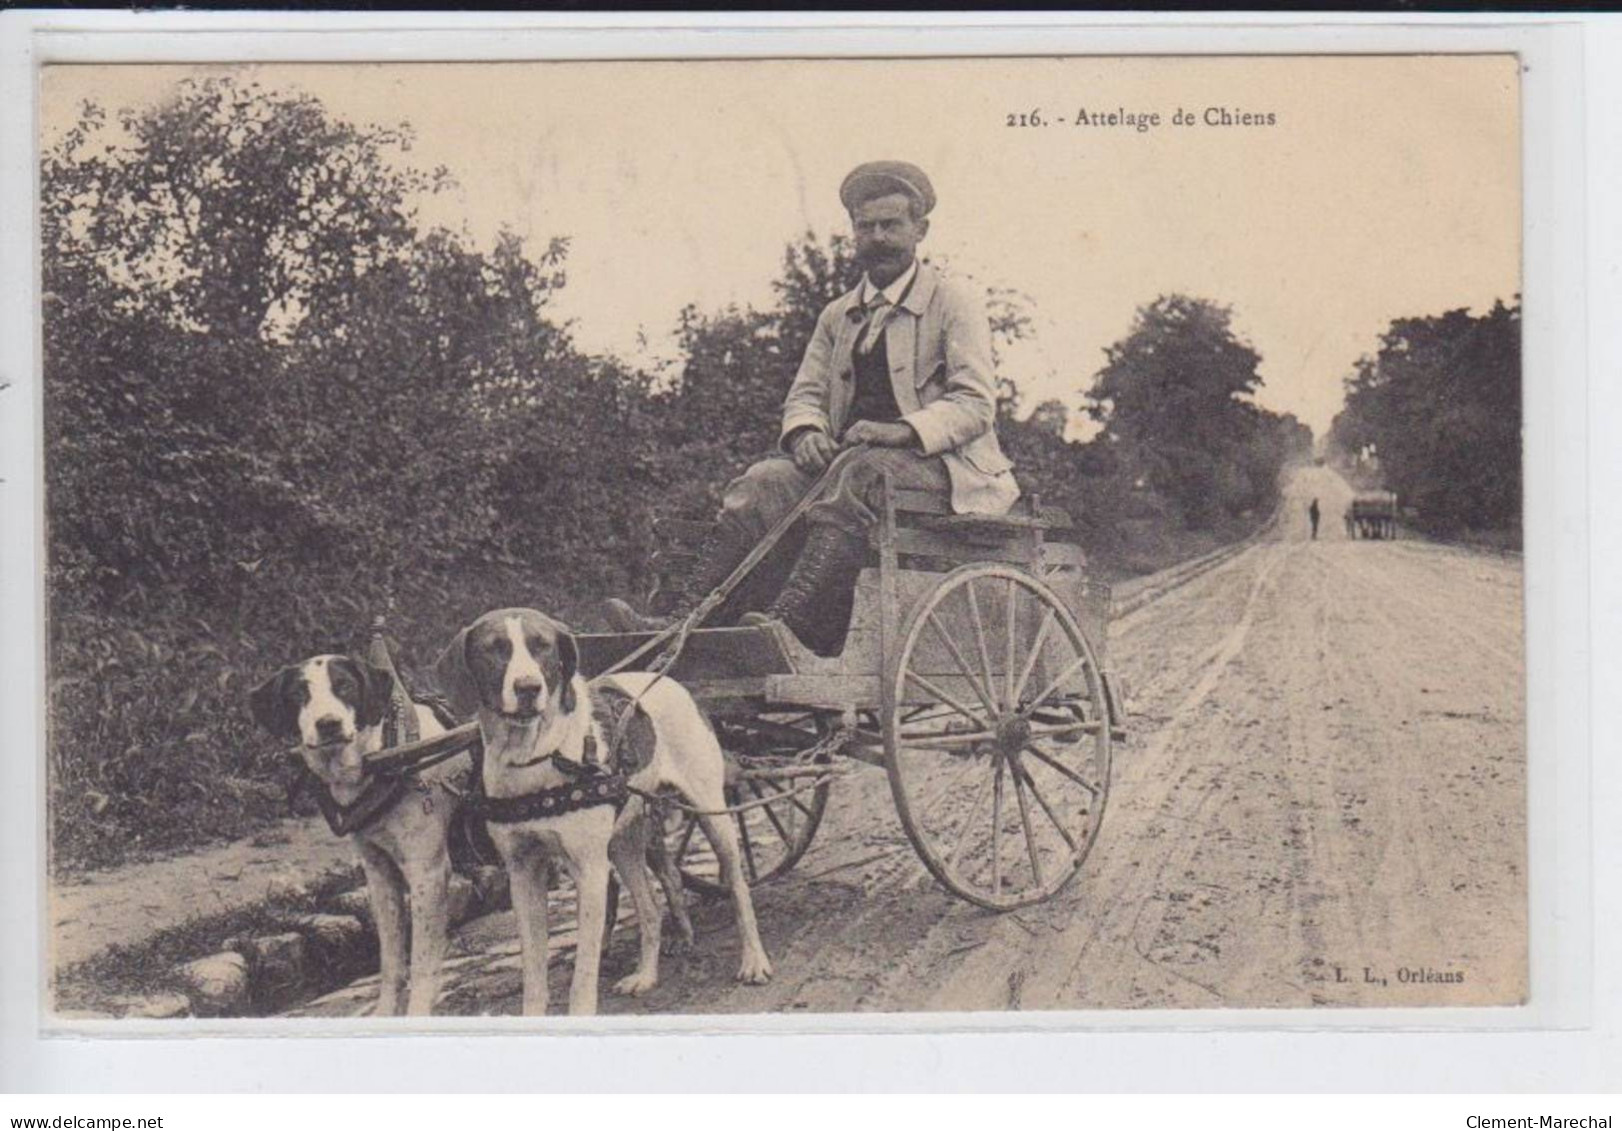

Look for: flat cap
[839,160,936,215]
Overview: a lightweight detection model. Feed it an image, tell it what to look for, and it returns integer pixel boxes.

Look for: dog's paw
[613,970,659,997]
[736,953,774,985]
[660,932,694,957]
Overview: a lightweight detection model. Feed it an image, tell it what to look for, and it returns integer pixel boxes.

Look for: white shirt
[857,258,919,310]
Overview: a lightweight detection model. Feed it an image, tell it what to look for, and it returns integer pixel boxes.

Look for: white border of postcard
[1,9,1615,1094]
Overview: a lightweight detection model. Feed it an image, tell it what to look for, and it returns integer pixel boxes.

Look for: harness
[467,685,652,824]
[470,761,629,824]
[300,622,463,839]
[300,706,433,837]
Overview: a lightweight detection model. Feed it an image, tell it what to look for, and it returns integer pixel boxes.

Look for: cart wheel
[885,564,1112,911]
[664,712,833,898]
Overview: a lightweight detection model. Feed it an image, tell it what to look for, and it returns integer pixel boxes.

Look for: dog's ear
[248,666,301,740]
[434,626,479,719]
[355,660,397,729]
[556,629,579,714]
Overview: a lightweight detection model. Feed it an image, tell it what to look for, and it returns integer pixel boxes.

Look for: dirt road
[300,466,1527,1016]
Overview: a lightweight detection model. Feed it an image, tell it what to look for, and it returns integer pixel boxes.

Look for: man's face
[851,193,928,285]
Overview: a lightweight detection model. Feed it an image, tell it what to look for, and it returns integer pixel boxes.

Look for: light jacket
[778,261,1020,515]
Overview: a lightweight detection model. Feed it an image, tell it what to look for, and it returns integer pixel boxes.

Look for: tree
[50,77,443,341]
[1088,295,1270,526]
[1330,301,1521,534]
[42,77,451,607]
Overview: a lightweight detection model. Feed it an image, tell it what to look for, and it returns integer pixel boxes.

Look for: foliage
[646,233,860,503]
[1327,302,1521,536]
[1086,295,1311,528]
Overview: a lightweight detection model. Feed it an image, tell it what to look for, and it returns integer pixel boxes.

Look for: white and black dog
[249,655,463,1016]
[435,607,772,1016]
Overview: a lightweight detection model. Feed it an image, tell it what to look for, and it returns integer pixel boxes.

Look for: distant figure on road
[1308,497,1321,540]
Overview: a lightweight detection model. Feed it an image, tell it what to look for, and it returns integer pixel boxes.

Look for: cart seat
[886,488,1076,567]
[891,488,1073,532]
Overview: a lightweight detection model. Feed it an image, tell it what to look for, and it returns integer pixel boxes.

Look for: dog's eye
[493,637,512,658]
[527,635,546,655]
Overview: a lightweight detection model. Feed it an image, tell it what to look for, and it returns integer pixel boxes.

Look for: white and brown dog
[249,655,462,1017]
[435,607,772,1016]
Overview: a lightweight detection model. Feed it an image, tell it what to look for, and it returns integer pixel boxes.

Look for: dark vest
[845,329,901,433]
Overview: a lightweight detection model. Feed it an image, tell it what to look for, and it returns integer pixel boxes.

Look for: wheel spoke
[963,581,1001,716]
[770,779,819,821]
[754,775,816,821]
[1010,767,1045,887]
[991,757,1005,894]
[1022,651,1095,716]
[773,780,801,839]
[748,780,794,845]
[945,756,1000,875]
[904,670,988,728]
[1012,757,1078,853]
[926,610,999,718]
[1021,742,1101,797]
[1025,719,1104,739]
[1004,577,1020,712]
[1010,607,1057,708]
[898,729,995,748]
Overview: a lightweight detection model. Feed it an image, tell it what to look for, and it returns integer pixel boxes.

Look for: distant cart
[1346,491,1399,540]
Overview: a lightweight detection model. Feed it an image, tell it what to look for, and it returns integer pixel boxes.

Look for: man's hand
[791,428,839,474]
[842,420,919,450]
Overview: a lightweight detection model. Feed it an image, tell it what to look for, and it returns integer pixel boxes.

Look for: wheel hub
[994,715,1032,756]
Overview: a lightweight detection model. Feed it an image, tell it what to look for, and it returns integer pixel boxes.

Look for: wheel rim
[885,564,1112,910]
[664,712,832,897]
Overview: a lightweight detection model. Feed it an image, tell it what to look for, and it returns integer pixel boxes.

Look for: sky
[41,56,1521,439]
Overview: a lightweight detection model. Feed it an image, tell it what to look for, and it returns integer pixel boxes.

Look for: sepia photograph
[36,53,1526,1023]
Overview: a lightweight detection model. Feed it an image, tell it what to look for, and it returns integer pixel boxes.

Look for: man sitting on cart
[607,160,1020,655]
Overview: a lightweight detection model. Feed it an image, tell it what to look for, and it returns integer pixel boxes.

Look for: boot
[603,522,754,633]
[741,523,867,657]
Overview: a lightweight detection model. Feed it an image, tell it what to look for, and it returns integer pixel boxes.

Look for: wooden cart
[1347,491,1399,540]
[574,474,1126,912]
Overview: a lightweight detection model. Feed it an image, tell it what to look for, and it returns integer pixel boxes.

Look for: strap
[472,768,628,824]
[304,767,411,838]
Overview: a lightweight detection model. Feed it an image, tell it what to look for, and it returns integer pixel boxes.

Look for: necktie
[855,292,893,356]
